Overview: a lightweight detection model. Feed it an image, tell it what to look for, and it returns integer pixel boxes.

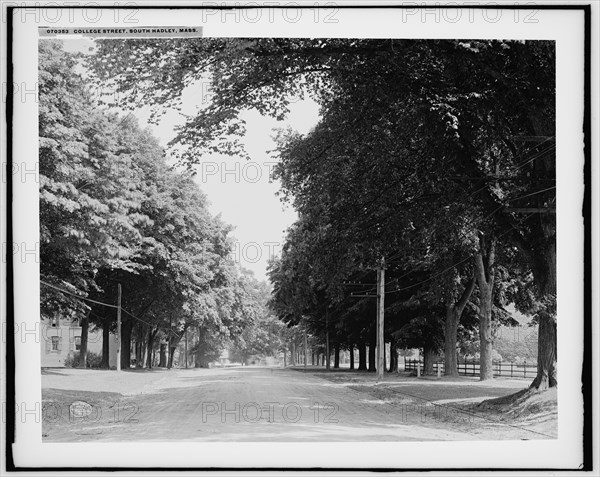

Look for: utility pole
[304,321,308,369]
[168,313,172,369]
[116,283,122,372]
[376,258,385,381]
[325,308,330,370]
[348,259,386,379]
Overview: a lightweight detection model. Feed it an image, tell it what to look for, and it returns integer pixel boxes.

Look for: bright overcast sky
[137,96,320,282]
[63,39,320,281]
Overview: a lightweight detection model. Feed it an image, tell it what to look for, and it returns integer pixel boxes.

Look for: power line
[511,140,555,171]
[384,210,538,295]
[357,184,556,296]
[121,307,181,339]
[41,280,118,309]
[42,279,182,338]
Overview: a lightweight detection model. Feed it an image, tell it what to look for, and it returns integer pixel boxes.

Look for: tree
[229,274,285,364]
[444,272,476,376]
[87,38,556,390]
[40,40,267,371]
[39,40,151,325]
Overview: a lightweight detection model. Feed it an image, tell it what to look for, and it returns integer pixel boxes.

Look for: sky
[63,39,321,281]
[143,100,320,282]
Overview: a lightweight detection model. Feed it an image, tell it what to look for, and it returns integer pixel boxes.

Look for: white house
[40,317,117,368]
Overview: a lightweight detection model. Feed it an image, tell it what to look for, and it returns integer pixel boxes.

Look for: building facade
[41,317,117,368]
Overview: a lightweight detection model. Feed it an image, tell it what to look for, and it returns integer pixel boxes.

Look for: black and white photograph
[2,2,595,473]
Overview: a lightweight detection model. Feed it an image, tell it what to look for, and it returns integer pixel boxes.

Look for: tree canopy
[81,38,556,388]
[40,40,280,369]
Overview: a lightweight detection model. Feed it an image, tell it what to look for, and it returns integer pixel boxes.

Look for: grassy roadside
[295,367,558,439]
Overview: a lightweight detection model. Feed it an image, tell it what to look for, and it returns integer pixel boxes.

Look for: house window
[51,336,60,351]
[74,336,81,351]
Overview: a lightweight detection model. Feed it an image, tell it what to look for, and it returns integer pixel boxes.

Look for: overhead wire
[41,280,181,338]
[41,280,118,309]
[383,209,539,295]
[350,183,555,297]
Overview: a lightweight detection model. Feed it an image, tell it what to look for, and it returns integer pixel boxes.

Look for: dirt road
[42,366,554,442]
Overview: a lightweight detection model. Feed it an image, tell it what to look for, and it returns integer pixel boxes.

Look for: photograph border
[3,2,593,472]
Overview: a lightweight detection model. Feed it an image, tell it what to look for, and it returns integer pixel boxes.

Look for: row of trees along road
[40,40,284,369]
[87,39,556,392]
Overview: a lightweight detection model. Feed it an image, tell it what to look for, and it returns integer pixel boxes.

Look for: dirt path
[42,366,555,442]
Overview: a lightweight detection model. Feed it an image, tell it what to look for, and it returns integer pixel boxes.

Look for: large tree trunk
[167,326,184,369]
[349,345,355,370]
[444,307,460,377]
[475,233,496,381]
[146,328,157,369]
[531,313,557,389]
[444,275,476,376]
[101,317,110,369]
[120,320,133,370]
[423,346,437,375]
[333,345,340,369]
[135,325,143,368]
[158,342,167,367]
[358,343,367,370]
[78,311,89,368]
[388,338,397,373]
[168,346,176,369]
[195,341,203,368]
[526,113,557,390]
[140,334,147,369]
[291,342,296,366]
[368,342,376,372]
[531,229,557,390]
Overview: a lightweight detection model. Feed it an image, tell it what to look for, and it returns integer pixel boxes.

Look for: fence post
[524,360,527,378]
[511,362,514,378]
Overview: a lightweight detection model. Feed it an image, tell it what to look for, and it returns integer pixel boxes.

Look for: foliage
[64,351,102,369]
[39,40,277,369]
[83,38,555,384]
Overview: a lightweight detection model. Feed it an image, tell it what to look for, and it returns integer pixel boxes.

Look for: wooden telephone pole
[116,283,122,372]
[376,258,385,381]
[168,313,173,369]
[349,258,385,380]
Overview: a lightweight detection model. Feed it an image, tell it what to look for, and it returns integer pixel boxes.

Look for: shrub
[64,351,103,368]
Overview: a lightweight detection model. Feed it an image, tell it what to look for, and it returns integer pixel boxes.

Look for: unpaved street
[42,366,553,442]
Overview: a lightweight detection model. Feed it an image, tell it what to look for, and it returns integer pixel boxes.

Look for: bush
[64,351,103,368]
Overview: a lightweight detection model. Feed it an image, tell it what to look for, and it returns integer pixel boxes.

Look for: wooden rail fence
[403,358,537,379]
